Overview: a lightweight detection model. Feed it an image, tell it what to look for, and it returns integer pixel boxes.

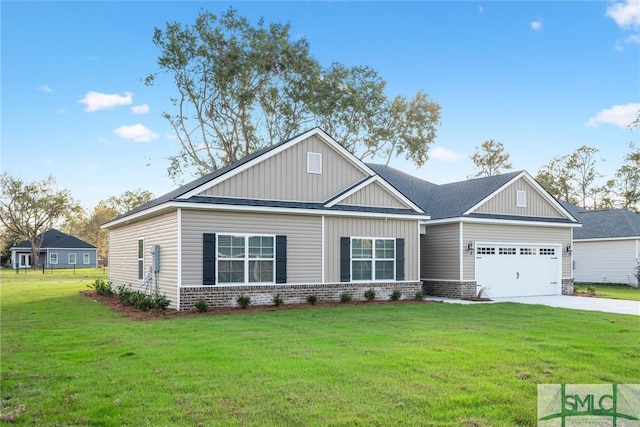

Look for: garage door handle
[516,272,520,279]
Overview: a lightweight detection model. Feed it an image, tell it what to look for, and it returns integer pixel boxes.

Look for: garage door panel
[475,244,561,298]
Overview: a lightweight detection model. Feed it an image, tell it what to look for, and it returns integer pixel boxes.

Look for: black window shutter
[275,235,287,284]
[396,238,405,281]
[203,233,216,285]
[340,237,351,282]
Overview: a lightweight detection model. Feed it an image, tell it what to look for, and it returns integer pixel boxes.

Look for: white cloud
[626,33,640,44]
[38,85,53,93]
[531,20,543,31]
[131,104,150,114]
[586,102,640,128]
[478,6,484,13]
[113,124,159,142]
[606,0,640,29]
[431,147,462,162]
[80,91,133,112]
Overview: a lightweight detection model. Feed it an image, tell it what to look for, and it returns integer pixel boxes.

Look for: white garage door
[475,243,562,298]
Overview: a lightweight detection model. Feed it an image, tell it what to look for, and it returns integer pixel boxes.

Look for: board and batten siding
[573,239,639,285]
[422,223,461,280]
[337,181,409,208]
[474,178,565,218]
[180,210,322,286]
[324,216,419,282]
[461,223,572,281]
[107,211,179,307]
[198,135,367,202]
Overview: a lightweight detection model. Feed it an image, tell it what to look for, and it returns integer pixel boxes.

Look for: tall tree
[613,142,640,212]
[536,154,576,204]
[103,189,155,214]
[566,146,603,209]
[0,174,77,269]
[470,139,513,177]
[147,8,441,182]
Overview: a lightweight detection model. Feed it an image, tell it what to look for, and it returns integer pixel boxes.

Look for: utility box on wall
[151,245,160,273]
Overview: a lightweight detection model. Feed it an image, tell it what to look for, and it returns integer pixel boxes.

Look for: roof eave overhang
[573,236,640,242]
[424,216,582,228]
[102,201,430,229]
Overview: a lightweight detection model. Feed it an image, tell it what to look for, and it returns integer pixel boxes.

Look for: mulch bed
[80,290,444,321]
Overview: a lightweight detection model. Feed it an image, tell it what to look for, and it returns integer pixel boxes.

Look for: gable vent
[307,152,322,174]
[517,190,526,208]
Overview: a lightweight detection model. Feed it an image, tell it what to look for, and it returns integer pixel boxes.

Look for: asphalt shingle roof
[572,208,640,239]
[14,229,96,249]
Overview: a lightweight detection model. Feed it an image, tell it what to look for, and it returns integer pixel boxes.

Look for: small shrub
[573,284,579,292]
[415,290,424,300]
[636,262,640,284]
[150,293,170,312]
[237,294,251,309]
[587,284,596,295]
[364,288,376,301]
[339,292,352,303]
[389,289,402,301]
[306,295,318,305]
[116,285,135,305]
[195,298,208,313]
[272,293,284,307]
[115,285,169,312]
[89,278,113,296]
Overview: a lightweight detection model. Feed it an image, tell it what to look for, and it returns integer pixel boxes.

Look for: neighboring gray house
[103,128,581,309]
[11,229,98,269]
[371,165,580,298]
[562,202,640,286]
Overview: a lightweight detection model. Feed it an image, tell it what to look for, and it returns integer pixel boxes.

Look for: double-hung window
[83,253,91,264]
[69,253,77,265]
[217,235,275,284]
[351,238,395,281]
[137,239,144,280]
[50,253,58,265]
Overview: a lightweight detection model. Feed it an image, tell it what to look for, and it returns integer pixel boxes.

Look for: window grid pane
[352,260,372,281]
[249,236,274,259]
[218,260,245,283]
[352,239,372,259]
[375,260,395,280]
[249,260,274,282]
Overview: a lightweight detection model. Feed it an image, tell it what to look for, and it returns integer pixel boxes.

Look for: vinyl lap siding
[324,217,419,282]
[107,211,178,306]
[422,223,460,280]
[462,223,572,281]
[199,135,367,202]
[573,239,639,285]
[474,178,564,218]
[337,181,409,208]
[180,210,322,286]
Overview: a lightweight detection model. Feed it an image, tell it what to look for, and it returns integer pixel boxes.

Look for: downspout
[321,215,325,283]
[177,208,182,310]
[459,222,464,282]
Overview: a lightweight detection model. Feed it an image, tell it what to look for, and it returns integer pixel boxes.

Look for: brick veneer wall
[422,280,478,299]
[562,278,574,295]
[179,281,423,310]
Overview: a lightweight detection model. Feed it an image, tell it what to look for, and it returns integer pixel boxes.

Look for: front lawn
[2,269,639,426]
[575,282,640,301]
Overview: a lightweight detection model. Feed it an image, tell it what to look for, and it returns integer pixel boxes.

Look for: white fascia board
[463,171,578,222]
[425,216,582,228]
[324,175,425,213]
[40,247,97,251]
[102,200,429,229]
[573,236,640,243]
[177,128,375,200]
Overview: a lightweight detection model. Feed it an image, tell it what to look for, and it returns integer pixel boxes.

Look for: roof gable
[13,229,96,249]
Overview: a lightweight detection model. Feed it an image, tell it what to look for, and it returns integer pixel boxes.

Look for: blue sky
[2,1,639,210]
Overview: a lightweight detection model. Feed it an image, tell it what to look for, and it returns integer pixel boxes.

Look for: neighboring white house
[562,202,640,286]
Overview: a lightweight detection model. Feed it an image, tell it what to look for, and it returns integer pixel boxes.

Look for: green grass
[2,269,639,426]
[575,282,640,301]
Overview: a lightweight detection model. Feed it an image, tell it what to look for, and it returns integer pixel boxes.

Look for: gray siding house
[104,128,580,309]
[11,229,98,269]
[562,202,640,286]
[103,128,428,310]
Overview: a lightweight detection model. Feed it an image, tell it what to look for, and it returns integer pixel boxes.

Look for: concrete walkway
[425,295,640,316]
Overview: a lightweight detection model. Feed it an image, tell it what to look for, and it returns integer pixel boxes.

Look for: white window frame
[216,234,276,284]
[68,253,77,265]
[350,237,396,282]
[83,253,91,265]
[50,253,58,265]
[138,239,144,280]
[517,190,526,208]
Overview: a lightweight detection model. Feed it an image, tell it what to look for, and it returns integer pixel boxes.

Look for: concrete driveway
[426,295,640,316]
[490,295,640,316]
